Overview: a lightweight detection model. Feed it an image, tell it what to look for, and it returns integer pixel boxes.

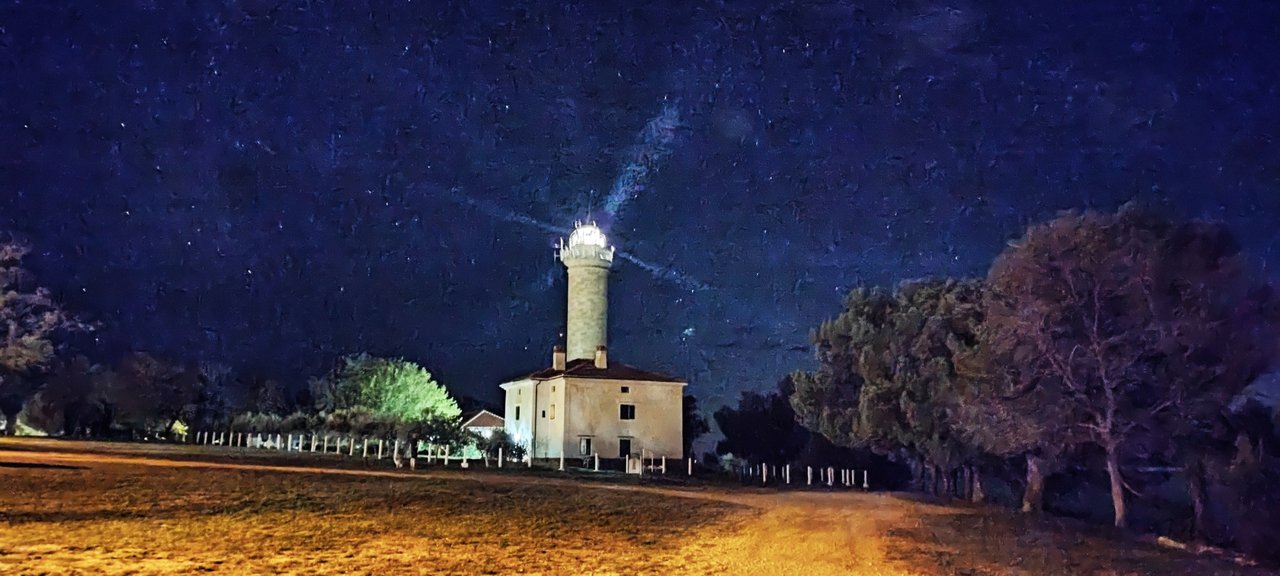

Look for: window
[541,410,546,418]
[552,385,556,392]
[579,437,592,455]
[620,386,630,393]
[550,404,556,420]
[618,438,632,458]
[515,406,520,421]
[619,404,636,420]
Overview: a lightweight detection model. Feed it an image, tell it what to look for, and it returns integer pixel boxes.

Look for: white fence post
[807,466,812,486]
[348,436,355,456]
[786,464,791,485]
[762,465,769,484]
[594,453,599,472]
[827,467,834,487]
[498,447,503,468]
[688,457,693,476]
[863,469,870,489]
[377,438,384,460]
[661,456,667,475]
[559,455,565,471]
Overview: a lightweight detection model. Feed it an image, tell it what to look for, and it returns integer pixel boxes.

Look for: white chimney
[594,345,608,369]
[552,346,566,371]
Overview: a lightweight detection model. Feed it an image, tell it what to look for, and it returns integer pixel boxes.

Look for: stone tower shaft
[558,222,614,362]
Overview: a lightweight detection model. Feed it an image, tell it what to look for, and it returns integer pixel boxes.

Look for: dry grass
[0,447,738,575]
[0,439,1270,575]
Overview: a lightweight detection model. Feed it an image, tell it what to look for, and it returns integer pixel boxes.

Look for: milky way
[3,1,1280,426]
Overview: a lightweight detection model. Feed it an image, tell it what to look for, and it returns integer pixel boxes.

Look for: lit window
[619,404,636,420]
[579,437,592,455]
[621,386,630,393]
[550,404,556,420]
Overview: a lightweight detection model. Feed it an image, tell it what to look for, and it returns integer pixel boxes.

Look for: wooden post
[410,457,416,470]
[807,466,812,486]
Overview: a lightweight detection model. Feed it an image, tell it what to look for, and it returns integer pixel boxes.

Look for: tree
[0,240,88,434]
[791,279,984,496]
[104,352,201,436]
[682,394,710,458]
[714,377,809,465]
[24,355,103,436]
[312,354,460,427]
[984,205,1276,528]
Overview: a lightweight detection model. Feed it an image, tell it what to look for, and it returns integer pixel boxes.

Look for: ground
[0,439,1269,575]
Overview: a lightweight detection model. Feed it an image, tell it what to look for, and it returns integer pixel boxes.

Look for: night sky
[3,1,1279,415]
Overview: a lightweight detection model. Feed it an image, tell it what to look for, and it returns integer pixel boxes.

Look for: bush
[1221,460,1280,566]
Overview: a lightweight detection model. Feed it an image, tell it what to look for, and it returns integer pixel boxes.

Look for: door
[618,437,632,458]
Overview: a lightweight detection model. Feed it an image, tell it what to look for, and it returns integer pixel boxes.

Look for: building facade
[500,222,685,462]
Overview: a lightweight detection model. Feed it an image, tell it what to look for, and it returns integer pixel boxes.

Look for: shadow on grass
[0,461,86,470]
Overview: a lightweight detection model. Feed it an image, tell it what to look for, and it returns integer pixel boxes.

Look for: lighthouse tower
[557,221,615,362]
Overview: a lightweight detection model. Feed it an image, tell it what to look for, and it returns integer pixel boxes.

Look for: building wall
[501,377,567,459]
[562,378,685,460]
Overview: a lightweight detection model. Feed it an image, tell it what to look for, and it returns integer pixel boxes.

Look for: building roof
[521,358,684,383]
[462,409,504,429]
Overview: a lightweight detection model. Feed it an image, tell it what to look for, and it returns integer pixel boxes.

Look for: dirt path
[1,445,917,575]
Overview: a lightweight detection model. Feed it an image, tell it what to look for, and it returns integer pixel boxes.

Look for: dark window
[618,438,632,458]
[579,437,592,455]
[619,404,636,420]
[515,406,520,421]
[620,386,630,393]
[541,410,546,418]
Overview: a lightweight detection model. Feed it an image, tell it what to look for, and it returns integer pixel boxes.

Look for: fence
[186,429,875,491]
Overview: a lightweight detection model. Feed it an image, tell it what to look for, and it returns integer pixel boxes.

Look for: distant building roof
[521,358,683,383]
[462,409,504,429]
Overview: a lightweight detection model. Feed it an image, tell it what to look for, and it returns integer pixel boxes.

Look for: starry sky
[3,0,1280,415]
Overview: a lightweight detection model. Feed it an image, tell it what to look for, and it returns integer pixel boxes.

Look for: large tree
[791,279,984,495]
[0,240,87,434]
[984,205,1276,528]
[715,377,810,465]
[104,352,202,435]
[312,353,460,425]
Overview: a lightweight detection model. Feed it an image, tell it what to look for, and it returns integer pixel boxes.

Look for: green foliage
[715,377,809,464]
[312,353,460,425]
[791,279,984,474]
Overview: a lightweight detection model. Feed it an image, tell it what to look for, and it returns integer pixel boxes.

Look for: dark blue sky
[3,0,1279,413]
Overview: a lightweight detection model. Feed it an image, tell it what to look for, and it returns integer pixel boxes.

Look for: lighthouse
[556,221,615,362]
[499,219,685,464]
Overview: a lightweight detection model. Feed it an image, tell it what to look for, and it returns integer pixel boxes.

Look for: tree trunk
[1106,445,1127,528]
[971,465,986,503]
[1022,454,1046,513]
[1186,459,1209,540]
[913,458,927,492]
[931,464,941,496]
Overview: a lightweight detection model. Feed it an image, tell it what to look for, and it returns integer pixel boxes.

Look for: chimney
[552,345,566,371]
[594,345,608,369]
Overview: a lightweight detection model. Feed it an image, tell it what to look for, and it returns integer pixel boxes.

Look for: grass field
[0,439,1270,575]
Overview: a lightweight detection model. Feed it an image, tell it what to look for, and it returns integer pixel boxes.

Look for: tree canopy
[311,353,460,425]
